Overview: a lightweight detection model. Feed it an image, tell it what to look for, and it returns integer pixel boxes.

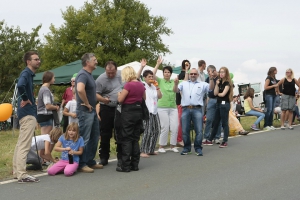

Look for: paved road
[1,126,300,200]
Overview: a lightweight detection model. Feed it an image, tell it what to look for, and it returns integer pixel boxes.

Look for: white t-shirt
[143,82,161,115]
[30,134,52,151]
[65,99,78,124]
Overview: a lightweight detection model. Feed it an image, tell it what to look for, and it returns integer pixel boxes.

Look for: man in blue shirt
[13,51,40,183]
[173,68,214,156]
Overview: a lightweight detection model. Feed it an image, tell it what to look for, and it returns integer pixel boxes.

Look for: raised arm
[152,56,163,80]
[183,63,190,81]
[173,77,180,93]
[137,58,147,80]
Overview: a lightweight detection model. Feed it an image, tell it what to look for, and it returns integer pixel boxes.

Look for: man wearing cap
[61,75,76,132]
[173,68,214,156]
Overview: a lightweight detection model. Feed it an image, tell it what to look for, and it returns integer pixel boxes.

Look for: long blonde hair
[65,122,80,142]
[219,66,233,102]
[121,66,137,82]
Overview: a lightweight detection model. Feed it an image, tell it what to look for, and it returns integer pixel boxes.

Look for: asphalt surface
[1,126,300,200]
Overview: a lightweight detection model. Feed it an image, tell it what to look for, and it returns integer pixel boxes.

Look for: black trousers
[121,104,143,171]
[99,105,122,161]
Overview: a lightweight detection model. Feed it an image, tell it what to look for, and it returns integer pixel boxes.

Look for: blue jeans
[203,98,221,140]
[181,107,203,152]
[264,94,276,127]
[209,102,230,143]
[77,108,100,168]
[245,110,265,125]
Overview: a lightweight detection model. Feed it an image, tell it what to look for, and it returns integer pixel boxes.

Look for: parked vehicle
[234,82,264,114]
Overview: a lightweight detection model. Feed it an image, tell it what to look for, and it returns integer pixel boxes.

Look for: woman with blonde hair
[117,66,145,172]
[207,67,233,148]
[276,68,300,130]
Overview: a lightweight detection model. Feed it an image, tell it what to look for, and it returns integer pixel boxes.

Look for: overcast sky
[1,0,300,85]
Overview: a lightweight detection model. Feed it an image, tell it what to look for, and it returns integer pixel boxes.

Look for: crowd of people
[13,51,300,183]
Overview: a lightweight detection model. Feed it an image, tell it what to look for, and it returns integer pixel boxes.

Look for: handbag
[141,99,149,121]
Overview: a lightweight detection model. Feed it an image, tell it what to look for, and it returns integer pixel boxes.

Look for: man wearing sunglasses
[173,68,214,156]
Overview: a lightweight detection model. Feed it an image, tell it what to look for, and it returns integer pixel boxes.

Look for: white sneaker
[158,148,166,153]
[270,126,275,130]
[214,139,221,144]
[264,126,271,131]
[171,148,179,153]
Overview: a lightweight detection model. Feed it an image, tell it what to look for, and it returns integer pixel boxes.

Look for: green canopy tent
[33,60,105,85]
[172,66,182,75]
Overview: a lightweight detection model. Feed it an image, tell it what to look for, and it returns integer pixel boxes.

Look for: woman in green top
[244,88,265,131]
[152,57,188,153]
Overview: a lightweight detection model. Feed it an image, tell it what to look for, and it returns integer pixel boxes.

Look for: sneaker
[214,139,221,144]
[195,149,203,156]
[202,140,213,146]
[78,166,94,173]
[171,147,179,153]
[219,142,228,148]
[18,175,40,183]
[281,126,285,130]
[89,164,103,169]
[158,148,166,153]
[202,139,207,143]
[251,124,260,131]
[180,151,191,155]
[288,126,294,130]
[284,121,288,127]
[270,126,275,130]
[264,126,271,131]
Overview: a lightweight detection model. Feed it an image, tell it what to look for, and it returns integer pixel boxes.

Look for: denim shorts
[39,119,53,127]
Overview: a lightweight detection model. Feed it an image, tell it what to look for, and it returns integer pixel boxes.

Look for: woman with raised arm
[152,56,189,153]
[276,68,300,130]
[136,59,162,157]
[263,67,278,131]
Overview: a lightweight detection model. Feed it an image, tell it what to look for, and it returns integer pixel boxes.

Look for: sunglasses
[190,73,197,75]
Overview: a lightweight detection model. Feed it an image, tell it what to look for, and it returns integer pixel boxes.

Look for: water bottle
[68,153,73,164]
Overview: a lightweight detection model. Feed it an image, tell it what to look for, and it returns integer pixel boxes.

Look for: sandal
[239,131,249,135]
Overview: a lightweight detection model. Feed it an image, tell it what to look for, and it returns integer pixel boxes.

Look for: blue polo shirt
[178,80,210,106]
[17,67,37,120]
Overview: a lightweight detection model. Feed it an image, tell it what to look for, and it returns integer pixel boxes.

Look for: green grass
[1,117,298,181]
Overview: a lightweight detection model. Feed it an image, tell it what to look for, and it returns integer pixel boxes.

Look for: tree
[40,0,173,70]
[0,21,41,102]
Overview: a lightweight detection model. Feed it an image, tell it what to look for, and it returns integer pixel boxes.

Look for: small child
[26,128,63,170]
[63,88,78,124]
[48,123,84,176]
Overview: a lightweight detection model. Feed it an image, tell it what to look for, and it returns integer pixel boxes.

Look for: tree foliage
[40,0,173,70]
[0,21,41,102]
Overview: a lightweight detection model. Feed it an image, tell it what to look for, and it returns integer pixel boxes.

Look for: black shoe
[26,165,42,171]
[117,160,122,168]
[116,166,130,172]
[100,159,108,166]
[130,166,139,171]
